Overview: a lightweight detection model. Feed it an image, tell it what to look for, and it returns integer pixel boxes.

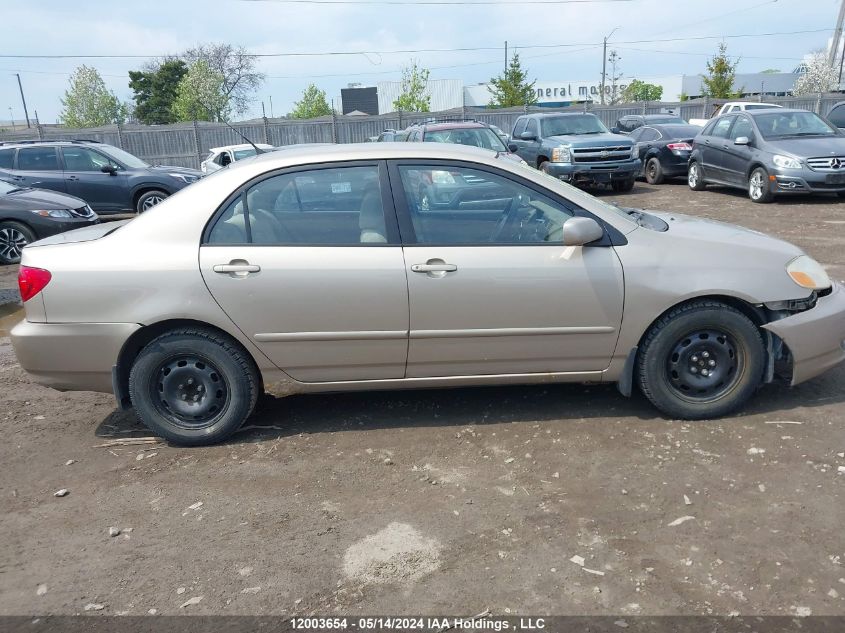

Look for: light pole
[601,27,620,106]
[8,106,14,131]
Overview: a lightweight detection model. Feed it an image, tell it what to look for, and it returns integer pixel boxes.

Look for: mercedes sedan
[10,143,845,445]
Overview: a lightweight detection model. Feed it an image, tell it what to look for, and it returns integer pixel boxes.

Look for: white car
[201,144,274,173]
[689,102,782,127]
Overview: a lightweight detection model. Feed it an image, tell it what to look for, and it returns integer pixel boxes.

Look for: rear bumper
[10,320,140,393]
[545,159,641,183]
[763,282,845,385]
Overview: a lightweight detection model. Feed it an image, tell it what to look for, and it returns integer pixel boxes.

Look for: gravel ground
[0,181,843,617]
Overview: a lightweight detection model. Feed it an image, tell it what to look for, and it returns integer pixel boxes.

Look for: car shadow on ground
[94,363,845,445]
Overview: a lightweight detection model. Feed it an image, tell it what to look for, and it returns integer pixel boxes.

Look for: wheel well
[537,156,549,168]
[745,162,768,181]
[0,218,35,234]
[114,318,262,408]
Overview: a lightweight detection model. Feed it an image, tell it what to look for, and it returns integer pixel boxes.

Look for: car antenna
[222,119,265,154]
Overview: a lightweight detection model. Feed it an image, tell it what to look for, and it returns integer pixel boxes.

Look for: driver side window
[398,165,575,245]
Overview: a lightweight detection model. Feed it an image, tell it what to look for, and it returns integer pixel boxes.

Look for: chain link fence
[1,94,841,170]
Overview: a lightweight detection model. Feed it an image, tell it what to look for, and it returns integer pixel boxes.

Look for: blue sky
[0,0,840,123]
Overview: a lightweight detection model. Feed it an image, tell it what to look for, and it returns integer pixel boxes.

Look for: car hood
[645,210,803,258]
[149,165,203,176]
[0,187,86,211]
[764,136,845,157]
[546,133,632,147]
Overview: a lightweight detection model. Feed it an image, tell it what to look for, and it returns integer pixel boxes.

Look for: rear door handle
[213,261,261,276]
[67,175,79,181]
[411,263,457,273]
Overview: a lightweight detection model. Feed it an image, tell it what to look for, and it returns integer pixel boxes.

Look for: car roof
[418,121,488,130]
[0,139,104,148]
[524,112,594,118]
[742,108,815,118]
[209,143,273,152]
[643,114,683,120]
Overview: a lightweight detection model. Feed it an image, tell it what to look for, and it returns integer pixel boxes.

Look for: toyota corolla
[10,143,845,445]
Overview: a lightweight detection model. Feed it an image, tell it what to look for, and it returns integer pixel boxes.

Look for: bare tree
[606,50,624,105]
[182,43,264,116]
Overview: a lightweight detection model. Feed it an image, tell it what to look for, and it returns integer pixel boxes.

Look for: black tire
[687,161,706,190]
[748,167,775,203]
[636,301,765,420]
[836,191,845,199]
[128,328,260,446]
[645,157,665,185]
[136,189,169,214]
[539,160,551,174]
[0,220,36,265]
[611,178,635,192]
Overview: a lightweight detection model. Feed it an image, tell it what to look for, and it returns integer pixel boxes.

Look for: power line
[0,27,831,60]
[239,0,631,4]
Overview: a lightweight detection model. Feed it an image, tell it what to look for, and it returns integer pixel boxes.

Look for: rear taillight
[667,142,693,151]
[18,266,52,302]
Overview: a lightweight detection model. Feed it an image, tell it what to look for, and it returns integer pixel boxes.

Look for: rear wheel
[611,178,635,192]
[136,189,169,214]
[748,167,774,203]
[128,328,260,446]
[0,221,36,265]
[688,161,706,190]
[637,301,765,420]
[645,157,665,185]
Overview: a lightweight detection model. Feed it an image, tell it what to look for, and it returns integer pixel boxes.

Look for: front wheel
[611,178,635,192]
[748,167,774,203]
[636,301,765,420]
[136,190,169,214]
[0,221,36,265]
[688,161,706,190]
[128,328,260,446]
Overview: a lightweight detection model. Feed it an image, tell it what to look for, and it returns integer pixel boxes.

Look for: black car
[0,140,201,215]
[0,179,98,264]
[613,114,687,135]
[629,124,702,184]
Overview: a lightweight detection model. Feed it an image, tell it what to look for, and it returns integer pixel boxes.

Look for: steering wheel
[490,197,520,242]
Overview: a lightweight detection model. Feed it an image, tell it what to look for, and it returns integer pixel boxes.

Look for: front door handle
[411,263,457,273]
[67,175,80,181]
[213,260,261,277]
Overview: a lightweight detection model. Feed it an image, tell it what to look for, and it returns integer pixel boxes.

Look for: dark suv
[0,140,202,214]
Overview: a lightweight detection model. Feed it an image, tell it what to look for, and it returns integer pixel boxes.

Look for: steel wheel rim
[647,160,657,181]
[665,329,744,403]
[151,354,229,429]
[688,164,698,187]
[141,195,164,212]
[0,227,28,261]
[749,172,764,200]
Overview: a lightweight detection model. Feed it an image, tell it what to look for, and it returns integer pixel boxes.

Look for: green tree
[488,53,537,108]
[128,60,188,124]
[701,43,742,99]
[172,60,230,122]
[290,83,332,119]
[59,65,127,127]
[393,60,431,112]
[621,79,663,102]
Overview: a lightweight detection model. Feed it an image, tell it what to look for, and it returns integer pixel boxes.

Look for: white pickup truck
[689,102,782,127]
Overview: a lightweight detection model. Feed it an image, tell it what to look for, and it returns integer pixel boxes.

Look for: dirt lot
[1,182,843,618]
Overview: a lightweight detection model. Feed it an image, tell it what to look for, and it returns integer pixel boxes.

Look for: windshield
[744,104,781,110]
[423,127,507,151]
[542,115,609,137]
[233,148,258,160]
[0,179,21,194]
[98,145,149,168]
[754,111,837,139]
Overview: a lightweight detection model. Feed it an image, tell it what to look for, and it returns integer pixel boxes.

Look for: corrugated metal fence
[1,94,840,170]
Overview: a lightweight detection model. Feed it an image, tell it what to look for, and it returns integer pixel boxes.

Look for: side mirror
[507,143,519,153]
[611,127,620,134]
[520,132,537,141]
[734,136,751,146]
[100,165,117,175]
[562,216,604,246]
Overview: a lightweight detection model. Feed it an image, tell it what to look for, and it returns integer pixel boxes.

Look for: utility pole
[16,74,30,128]
[600,27,619,106]
[504,40,508,72]
[8,106,14,131]
[830,0,845,67]
[261,101,266,118]
[269,95,274,118]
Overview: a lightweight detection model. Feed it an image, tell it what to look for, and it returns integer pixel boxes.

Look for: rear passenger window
[17,147,60,171]
[0,149,14,169]
[207,165,388,245]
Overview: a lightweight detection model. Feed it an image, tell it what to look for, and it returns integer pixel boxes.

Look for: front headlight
[630,145,638,159]
[30,209,72,218]
[551,146,571,163]
[169,173,199,184]
[773,154,801,169]
[786,255,831,290]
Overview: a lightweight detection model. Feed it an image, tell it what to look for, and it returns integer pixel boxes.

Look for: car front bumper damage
[544,159,641,185]
[763,281,845,385]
